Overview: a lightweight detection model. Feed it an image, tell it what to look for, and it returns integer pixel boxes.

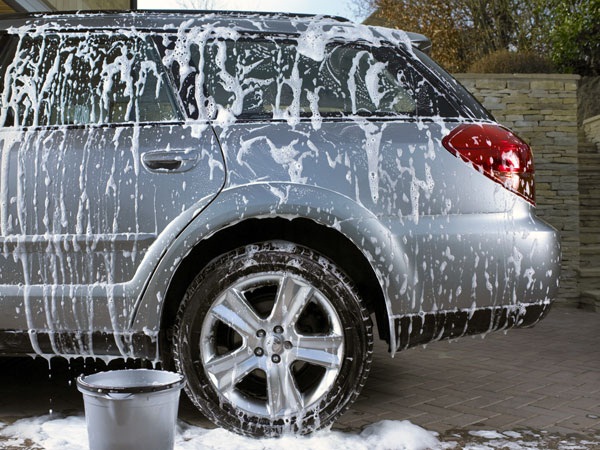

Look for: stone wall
[455,74,581,304]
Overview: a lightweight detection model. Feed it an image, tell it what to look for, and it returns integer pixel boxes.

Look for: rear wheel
[172,241,373,437]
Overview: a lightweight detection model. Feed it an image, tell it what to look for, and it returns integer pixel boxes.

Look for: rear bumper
[394,302,552,351]
[382,207,561,353]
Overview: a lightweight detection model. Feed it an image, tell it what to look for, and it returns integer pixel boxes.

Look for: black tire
[172,241,373,437]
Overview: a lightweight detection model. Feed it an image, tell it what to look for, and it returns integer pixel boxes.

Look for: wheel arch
[131,183,407,357]
[159,216,389,340]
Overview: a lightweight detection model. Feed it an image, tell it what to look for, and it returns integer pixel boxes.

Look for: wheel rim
[199,272,345,419]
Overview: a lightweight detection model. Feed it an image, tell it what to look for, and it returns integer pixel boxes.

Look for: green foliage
[468,50,556,73]
[362,0,600,75]
[548,0,600,76]
[364,0,472,72]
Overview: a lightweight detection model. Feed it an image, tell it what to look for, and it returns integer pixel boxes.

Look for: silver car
[0,11,560,437]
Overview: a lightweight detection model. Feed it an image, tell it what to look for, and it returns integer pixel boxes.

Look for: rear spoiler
[407,32,432,54]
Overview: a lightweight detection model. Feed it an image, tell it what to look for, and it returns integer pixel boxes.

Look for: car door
[0,31,225,355]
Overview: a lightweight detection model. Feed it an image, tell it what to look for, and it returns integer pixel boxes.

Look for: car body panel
[0,122,225,355]
[132,118,560,355]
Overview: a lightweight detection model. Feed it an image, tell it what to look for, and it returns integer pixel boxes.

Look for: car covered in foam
[0,10,560,437]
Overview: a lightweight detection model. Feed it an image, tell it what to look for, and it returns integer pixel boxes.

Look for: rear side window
[155,35,463,121]
[0,33,179,127]
[201,41,417,118]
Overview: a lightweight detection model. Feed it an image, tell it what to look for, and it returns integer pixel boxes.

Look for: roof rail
[2,9,351,23]
[146,9,352,22]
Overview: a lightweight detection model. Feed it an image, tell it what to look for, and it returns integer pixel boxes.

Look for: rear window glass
[412,48,492,120]
[0,33,179,127]
[154,35,463,120]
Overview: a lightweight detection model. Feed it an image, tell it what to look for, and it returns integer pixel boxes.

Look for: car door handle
[141,150,199,173]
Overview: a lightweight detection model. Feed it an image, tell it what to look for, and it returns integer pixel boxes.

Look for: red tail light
[442,124,535,205]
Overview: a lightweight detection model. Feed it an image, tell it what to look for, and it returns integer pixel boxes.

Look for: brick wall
[455,74,581,305]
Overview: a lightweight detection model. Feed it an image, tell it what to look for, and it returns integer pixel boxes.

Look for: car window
[0,33,179,127]
[155,36,427,120]
[319,45,416,115]
[203,40,417,117]
[411,47,492,120]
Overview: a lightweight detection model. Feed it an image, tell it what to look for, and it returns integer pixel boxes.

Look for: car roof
[0,10,431,53]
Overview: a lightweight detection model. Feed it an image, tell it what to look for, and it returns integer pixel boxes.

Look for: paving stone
[556,415,600,431]
[564,397,600,411]
[525,414,574,429]
[532,395,577,410]
[479,413,529,429]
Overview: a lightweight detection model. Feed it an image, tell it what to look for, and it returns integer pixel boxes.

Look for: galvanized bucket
[77,369,184,450]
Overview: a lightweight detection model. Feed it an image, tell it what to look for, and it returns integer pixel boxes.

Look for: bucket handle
[104,392,135,400]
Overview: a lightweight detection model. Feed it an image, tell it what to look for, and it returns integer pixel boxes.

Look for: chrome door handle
[141,150,199,173]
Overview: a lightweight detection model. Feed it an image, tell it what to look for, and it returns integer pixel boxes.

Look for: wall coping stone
[583,114,600,127]
[583,115,600,149]
[454,73,581,81]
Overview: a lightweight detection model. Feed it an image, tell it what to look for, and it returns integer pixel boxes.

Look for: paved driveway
[0,305,598,446]
[338,305,600,439]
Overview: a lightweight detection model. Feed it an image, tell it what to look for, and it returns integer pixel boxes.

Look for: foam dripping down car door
[0,32,225,356]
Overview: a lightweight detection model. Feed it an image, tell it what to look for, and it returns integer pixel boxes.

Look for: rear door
[0,31,225,355]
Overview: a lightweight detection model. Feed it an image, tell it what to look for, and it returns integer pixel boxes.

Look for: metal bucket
[77,369,184,450]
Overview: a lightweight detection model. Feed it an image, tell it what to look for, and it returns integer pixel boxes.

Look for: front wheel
[172,241,373,437]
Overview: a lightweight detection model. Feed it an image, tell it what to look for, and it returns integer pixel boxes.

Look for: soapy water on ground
[0,415,598,450]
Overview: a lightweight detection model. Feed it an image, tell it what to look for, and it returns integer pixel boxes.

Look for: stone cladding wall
[455,74,581,304]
